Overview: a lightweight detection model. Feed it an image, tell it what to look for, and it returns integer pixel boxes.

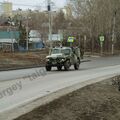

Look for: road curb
[0,65,45,72]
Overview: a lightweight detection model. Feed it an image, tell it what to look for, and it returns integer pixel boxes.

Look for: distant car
[45,47,81,71]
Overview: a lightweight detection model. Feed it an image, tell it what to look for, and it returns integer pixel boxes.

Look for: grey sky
[0,0,66,10]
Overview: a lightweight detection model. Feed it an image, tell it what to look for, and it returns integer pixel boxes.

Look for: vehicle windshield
[51,48,71,55]
[62,49,71,55]
[51,49,61,54]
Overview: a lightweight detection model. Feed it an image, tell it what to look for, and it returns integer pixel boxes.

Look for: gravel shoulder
[15,76,120,120]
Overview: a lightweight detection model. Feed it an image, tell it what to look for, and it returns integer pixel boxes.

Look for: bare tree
[70,0,120,53]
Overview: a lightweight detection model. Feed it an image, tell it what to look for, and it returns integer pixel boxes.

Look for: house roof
[29,30,40,38]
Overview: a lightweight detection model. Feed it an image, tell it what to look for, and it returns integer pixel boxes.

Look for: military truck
[45,47,81,71]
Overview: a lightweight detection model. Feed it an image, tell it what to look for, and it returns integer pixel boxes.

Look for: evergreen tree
[18,21,27,48]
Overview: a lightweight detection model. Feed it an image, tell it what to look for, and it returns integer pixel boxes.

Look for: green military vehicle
[45,47,81,71]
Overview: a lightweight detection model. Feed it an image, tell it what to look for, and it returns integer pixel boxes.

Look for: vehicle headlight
[61,58,65,62]
[46,58,50,62]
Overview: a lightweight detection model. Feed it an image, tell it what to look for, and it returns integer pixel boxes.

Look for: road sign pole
[111,11,116,55]
[70,42,72,47]
[99,35,104,56]
[100,41,103,56]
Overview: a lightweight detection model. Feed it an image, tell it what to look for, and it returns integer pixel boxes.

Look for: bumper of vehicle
[46,61,65,67]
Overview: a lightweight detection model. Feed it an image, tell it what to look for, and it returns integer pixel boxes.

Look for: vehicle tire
[74,60,80,70]
[64,60,70,71]
[45,66,51,71]
[57,66,62,71]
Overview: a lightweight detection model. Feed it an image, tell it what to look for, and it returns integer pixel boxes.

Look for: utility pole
[26,16,29,51]
[48,0,52,48]
[84,35,86,52]
[8,17,14,52]
[111,11,116,55]
[78,34,80,48]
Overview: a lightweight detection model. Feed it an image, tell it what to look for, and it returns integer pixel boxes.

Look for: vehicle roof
[52,47,72,49]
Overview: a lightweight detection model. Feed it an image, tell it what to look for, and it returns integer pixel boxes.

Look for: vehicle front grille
[49,58,61,64]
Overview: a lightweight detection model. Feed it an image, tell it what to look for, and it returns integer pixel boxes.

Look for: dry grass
[0,50,48,70]
[15,76,120,120]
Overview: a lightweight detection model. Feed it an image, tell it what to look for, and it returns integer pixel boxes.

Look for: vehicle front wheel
[64,60,70,71]
[45,66,52,71]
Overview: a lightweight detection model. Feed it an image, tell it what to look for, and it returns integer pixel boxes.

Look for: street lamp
[26,17,29,51]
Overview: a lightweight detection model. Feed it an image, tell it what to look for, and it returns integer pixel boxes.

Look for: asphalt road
[0,56,120,82]
[0,56,120,120]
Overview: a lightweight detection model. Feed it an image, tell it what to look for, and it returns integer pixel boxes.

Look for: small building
[29,30,45,50]
[0,2,13,16]
[0,31,19,52]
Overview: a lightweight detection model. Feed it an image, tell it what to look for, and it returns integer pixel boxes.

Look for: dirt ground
[0,49,48,70]
[15,76,120,120]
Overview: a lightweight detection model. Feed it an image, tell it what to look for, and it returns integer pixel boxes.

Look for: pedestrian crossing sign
[99,36,104,42]
[68,37,74,43]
